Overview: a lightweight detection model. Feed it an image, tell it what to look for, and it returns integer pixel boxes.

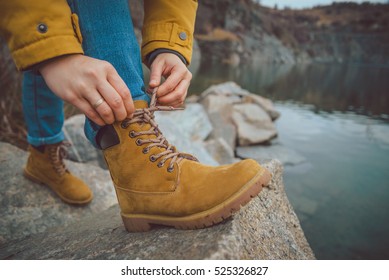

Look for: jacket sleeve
[142,0,198,65]
[0,0,84,71]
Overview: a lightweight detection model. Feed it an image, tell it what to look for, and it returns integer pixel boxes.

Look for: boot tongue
[134,100,149,109]
[47,143,68,176]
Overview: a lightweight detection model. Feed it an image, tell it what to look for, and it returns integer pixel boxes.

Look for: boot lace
[48,142,70,176]
[120,90,198,172]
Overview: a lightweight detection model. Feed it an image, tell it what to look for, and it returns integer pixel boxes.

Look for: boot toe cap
[59,175,93,204]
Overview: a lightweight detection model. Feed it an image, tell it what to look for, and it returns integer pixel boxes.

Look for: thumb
[149,60,163,89]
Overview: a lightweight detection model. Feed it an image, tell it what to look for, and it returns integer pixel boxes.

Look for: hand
[38,54,134,126]
[149,53,192,107]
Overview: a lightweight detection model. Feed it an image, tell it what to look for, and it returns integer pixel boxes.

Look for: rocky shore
[0,82,315,259]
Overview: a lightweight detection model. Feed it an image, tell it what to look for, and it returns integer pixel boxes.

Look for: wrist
[147,49,187,67]
[34,54,81,75]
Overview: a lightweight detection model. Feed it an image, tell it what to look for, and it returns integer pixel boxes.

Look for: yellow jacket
[0,0,197,70]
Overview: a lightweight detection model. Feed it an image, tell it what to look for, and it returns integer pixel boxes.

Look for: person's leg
[22,71,93,205]
[67,0,149,148]
[21,0,145,205]
[22,71,65,146]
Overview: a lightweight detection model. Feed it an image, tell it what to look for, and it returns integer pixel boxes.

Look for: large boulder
[201,82,279,121]
[207,111,237,151]
[242,94,280,120]
[201,93,241,113]
[200,82,280,146]
[0,158,315,260]
[0,142,117,245]
[201,81,251,99]
[232,104,277,146]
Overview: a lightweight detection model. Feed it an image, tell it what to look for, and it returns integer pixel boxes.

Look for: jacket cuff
[146,48,187,66]
[141,22,193,65]
[11,35,83,71]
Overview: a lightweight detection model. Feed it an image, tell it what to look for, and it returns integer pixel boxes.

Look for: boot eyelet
[136,139,142,146]
[167,166,174,173]
[129,131,136,138]
[143,148,149,154]
[149,155,156,162]
[121,122,128,129]
[157,162,164,168]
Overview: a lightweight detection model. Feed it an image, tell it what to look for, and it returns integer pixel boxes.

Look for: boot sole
[121,168,271,232]
[23,168,93,206]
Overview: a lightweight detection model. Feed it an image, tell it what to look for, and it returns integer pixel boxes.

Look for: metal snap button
[37,23,48,33]
[179,31,187,40]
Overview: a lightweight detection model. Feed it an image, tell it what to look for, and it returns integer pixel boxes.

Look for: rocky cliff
[194,1,389,66]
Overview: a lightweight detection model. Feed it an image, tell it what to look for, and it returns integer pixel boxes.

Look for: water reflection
[191,62,389,119]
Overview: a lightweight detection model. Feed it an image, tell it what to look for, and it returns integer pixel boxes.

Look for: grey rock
[155,110,218,166]
[204,138,237,165]
[200,82,280,121]
[63,115,107,169]
[242,94,280,120]
[155,103,212,142]
[0,142,117,245]
[201,94,240,113]
[185,141,219,166]
[201,95,238,150]
[236,144,306,166]
[0,159,315,260]
[232,104,277,145]
[208,112,237,151]
[200,81,250,99]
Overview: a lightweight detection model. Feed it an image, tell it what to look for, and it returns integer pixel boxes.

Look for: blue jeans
[22,0,149,148]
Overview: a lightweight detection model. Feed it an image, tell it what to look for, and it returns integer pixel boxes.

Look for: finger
[157,68,187,98]
[149,59,164,88]
[94,100,115,124]
[157,78,190,106]
[96,82,127,121]
[77,99,105,126]
[169,101,185,108]
[84,90,115,124]
[106,68,135,118]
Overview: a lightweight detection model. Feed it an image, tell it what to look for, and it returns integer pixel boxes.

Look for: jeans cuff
[27,130,65,146]
[84,117,101,149]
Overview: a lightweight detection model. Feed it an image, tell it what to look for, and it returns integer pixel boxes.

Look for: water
[190,62,389,259]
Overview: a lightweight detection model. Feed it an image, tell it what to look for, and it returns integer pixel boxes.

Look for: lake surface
[190,62,389,259]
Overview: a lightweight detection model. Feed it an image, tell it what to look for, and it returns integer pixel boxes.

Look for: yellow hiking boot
[99,94,271,232]
[23,142,93,205]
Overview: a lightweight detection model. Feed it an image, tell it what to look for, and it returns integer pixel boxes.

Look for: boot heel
[121,216,152,232]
